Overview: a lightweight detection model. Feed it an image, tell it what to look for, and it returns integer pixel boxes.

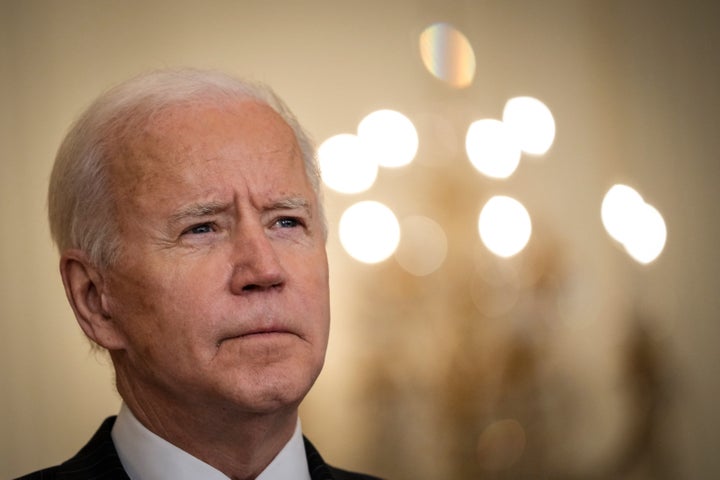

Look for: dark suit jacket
[15,417,381,480]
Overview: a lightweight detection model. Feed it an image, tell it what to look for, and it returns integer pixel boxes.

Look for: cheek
[107,262,222,354]
[106,269,159,337]
[294,253,330,338]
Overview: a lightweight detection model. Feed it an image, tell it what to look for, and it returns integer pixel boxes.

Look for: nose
[229,222,286,294]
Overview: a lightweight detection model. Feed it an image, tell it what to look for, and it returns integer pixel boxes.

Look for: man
[18,69,381,480]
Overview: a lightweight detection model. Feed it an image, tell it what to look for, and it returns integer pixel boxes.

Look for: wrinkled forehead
[107,100,303,192]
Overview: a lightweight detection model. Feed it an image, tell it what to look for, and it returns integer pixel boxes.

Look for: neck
[115,371,298,480]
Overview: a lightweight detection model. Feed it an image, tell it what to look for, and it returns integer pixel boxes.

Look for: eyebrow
[167,196,313,228]
[168,200,231,228]
[268,197,312,213]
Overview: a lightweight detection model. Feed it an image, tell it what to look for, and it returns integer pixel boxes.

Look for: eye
[184,223,215,235]
[275,217,303,229]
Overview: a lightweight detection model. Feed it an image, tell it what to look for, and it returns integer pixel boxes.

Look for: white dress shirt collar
[111,403,311,480]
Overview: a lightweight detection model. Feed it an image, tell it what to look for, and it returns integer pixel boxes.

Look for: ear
[59,250,127,350]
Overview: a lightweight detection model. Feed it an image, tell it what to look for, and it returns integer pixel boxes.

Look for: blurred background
[1,1,719,478]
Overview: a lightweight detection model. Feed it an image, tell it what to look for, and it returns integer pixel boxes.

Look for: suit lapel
[57,417,130,480]
[304,436,337,480]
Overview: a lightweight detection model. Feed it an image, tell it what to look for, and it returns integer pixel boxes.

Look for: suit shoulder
[14,466,60,480]
[303,436,384,480]
[13,417,129,480]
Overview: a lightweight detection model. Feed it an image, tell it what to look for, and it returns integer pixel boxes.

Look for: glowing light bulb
[357,109,418,168]
[503,96,556,155]
[601,184,667,264]
[466,119,522,179]
[478,196,532,258]
[339,201,400,264]
[318,133,378,194]
[601,184,645,243]
[623,203,667,264]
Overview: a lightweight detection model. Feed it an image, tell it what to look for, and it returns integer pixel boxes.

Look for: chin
[226,364,321,414]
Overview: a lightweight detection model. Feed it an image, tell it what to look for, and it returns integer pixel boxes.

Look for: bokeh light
[502,96,556,156]
[602,184,667,264]
[419,22,476,88]
[339,201,401,264]
[318,133,378,194]
[466,119,522,179]
[477,419,526,471]
[357,109,419,168]
[623,203,667,264]
[479,196,532,258]
[601,184,645,243]
[470,272,521,318]
[394,215,448,276]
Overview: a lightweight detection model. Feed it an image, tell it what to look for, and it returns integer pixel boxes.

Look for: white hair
[48,68,324,267]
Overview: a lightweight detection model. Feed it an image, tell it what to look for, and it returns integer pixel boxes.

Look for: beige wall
[2,1,719,478]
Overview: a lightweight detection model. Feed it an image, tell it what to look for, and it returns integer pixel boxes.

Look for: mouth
[219,326,296,345]
[242,329,292,338]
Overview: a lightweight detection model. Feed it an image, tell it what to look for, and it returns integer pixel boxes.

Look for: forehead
[134,100,297,166]
[109,100,309,201]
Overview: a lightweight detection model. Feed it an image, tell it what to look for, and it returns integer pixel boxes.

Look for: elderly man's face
[102,101,330,415]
